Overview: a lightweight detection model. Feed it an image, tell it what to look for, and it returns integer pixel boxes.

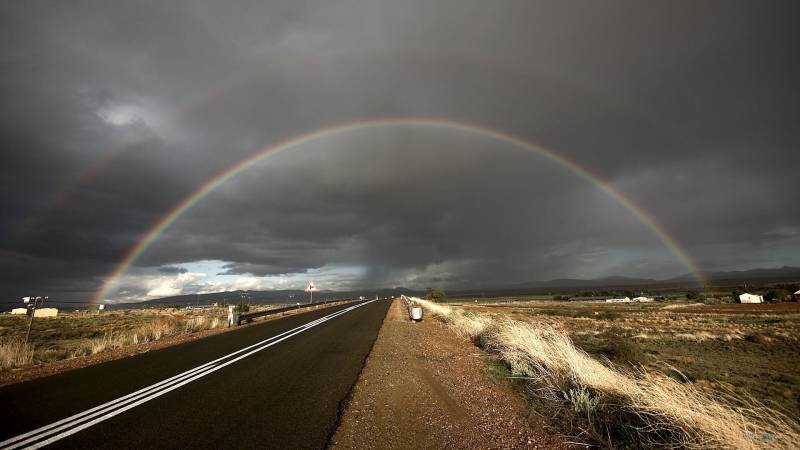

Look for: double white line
[0,300,375,450]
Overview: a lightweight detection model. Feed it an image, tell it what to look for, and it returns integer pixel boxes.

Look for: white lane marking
[0,301,375,450]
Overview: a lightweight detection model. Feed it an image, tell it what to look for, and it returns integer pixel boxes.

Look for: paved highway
[0,300,390,449]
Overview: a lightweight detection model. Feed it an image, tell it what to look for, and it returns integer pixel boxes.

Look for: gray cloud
[1,1,798,301]
[157,266,189,275]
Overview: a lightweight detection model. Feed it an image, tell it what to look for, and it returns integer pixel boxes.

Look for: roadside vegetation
[414,297,800,449]
[425,287,447,302]
[471,299,800,415]
[0,308,230,371]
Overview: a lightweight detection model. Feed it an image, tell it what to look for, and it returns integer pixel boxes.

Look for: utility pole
[23,296,47,346]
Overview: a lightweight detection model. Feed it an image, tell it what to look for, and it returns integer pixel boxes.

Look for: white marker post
[304,280,320,304]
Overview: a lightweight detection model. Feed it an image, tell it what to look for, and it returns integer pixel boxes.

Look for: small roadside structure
[33,307,59,318]
[738,293,764,304]
[11,308,27,315]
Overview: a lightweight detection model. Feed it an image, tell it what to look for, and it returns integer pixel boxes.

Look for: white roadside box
[411,307,423,321]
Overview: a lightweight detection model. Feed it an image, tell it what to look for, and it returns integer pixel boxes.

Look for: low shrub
[483,358,512,384]
[596,338,646,366]
[563,385,600,418]
[745,334,773,345]
[0,338,34,369]
[595,310,621,321]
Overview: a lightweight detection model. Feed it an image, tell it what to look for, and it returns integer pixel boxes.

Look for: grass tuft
[0,338,35,369]
[483,358,512,384]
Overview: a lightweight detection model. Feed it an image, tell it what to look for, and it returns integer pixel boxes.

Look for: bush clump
[484,358,512,384]
[596,338,646,366]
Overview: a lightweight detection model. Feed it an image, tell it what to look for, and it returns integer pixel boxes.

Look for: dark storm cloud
[157,266,188,275]
[1,1,798,301]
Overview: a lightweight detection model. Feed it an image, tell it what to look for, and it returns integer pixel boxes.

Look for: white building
[11,308,27,315]
[606,297,631,303]
[739,293,764,304]
[33,308,59,317]
[632,296,654,302]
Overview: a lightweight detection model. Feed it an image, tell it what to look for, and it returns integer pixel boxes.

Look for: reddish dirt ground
[331,300,568,449]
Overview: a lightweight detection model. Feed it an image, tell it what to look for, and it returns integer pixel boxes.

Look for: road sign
[304,280,320,293]
[305,280,319,304]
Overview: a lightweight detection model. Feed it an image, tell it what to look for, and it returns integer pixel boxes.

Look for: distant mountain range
[125,266,800,307]
[128,287,420,308]
[668,266,800,282]
[513,266,800,290]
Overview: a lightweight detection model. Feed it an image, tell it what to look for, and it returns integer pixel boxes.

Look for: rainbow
[93,118,708,303]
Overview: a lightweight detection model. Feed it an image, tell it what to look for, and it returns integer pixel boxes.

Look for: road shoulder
[331,300,567,449]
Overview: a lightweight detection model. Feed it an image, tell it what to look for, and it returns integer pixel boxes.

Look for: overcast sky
[1,1,798,302]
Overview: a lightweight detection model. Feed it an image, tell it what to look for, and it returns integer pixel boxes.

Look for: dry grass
[0,338,35,369]
[1,312,227,367]
[661,303,705,310]
[184,316,220,333]
[673,331,718,342]
[413,297,800,449]
[487,299,799,413]
[74,315,225,356]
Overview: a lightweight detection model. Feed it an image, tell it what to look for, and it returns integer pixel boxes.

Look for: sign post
[227,305,236,327]
[304,280,320,304]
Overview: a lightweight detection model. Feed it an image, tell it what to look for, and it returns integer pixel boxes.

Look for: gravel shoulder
[331,300,568,449]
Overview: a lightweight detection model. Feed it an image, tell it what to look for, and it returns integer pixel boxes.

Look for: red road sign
[304,280,320,292]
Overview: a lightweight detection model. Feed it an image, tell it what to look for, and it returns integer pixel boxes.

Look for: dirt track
[331,300,566,449]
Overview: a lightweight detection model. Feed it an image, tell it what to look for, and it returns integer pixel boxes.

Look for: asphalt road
[0,299,390,449]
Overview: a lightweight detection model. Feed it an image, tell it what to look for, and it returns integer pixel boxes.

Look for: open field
[463,300,800,416]
[0,305,283,374]
[415,297,800,449]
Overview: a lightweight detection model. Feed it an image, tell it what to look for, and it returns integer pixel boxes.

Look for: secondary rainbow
[93,118,708,304]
